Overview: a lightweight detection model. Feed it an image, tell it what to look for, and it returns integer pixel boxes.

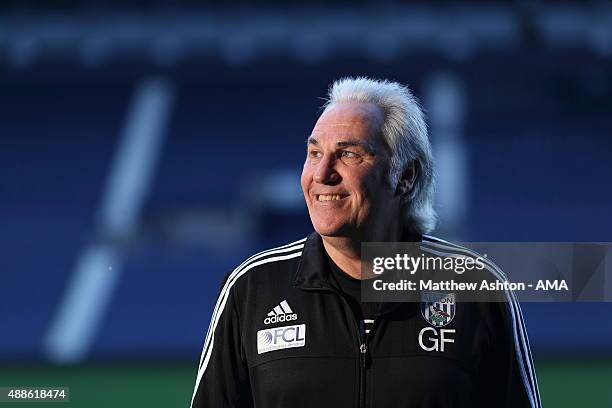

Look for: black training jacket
[190,232,541,408]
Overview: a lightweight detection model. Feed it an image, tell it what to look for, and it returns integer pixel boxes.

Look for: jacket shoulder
[421,234,509,281]
[223,237,307,291]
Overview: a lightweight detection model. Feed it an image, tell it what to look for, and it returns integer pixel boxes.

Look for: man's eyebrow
[306,136,376,154]
[336,140,376,153]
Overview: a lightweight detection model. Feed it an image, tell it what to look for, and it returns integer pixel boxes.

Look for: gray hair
[323,76,437,234]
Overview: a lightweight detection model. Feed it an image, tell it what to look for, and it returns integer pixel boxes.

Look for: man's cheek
[299,177,310,198]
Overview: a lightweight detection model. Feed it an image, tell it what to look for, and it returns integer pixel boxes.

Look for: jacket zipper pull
[360,342,368,368]
[359,320,368,368]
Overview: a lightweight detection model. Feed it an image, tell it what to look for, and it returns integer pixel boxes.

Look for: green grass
[0,364,195,408]
[537,360,612,407]
[0,360,610,407]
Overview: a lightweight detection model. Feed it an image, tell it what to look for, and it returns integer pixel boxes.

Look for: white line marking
[43,78,175,363]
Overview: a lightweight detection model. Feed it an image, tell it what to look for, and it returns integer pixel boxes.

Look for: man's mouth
[316,194,348,202]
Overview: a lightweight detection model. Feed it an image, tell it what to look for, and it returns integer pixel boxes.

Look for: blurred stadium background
[1,1,612,407]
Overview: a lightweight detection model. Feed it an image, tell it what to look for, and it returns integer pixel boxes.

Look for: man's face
[301,102,399,238]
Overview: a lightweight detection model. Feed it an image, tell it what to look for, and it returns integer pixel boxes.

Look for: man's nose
[313,154,340,184]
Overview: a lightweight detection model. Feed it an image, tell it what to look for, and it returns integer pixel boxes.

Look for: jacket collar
[292,232,332,289]
[292,230,423,290]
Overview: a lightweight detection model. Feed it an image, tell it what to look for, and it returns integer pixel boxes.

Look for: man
[190,77,541,407]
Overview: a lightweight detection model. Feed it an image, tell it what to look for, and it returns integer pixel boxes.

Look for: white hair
[323,76,437,235]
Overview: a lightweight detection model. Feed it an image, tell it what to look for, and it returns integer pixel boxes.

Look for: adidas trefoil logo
[264,300,298,325]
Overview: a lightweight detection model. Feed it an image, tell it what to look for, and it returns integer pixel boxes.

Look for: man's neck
[321,222,403,280]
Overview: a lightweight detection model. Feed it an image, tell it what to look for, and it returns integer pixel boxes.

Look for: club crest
[421,292,456,327]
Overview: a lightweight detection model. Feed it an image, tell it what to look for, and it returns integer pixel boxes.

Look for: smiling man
[301,99,417,278]
[190,77,541,408]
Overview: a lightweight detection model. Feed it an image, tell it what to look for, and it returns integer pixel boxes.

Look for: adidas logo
[264,300,298,325]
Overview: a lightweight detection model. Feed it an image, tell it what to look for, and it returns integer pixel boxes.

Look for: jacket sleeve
[475,299,542,408]
[190,272,253,408]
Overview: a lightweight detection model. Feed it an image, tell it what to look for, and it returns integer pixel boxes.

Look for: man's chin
[313,222,352,238]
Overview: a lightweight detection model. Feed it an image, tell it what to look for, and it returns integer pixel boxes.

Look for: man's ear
[395,160,419,199]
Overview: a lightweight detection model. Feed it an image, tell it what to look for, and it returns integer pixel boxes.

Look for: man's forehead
[306,134,378,154]
[307,134,364,144]
[313,121,366,128]
[308,128,371,142]
[308,123,383,147]
[307,102,385,148]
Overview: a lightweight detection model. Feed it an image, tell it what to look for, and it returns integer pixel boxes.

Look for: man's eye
[340,151,359,158]
[308,150,322,158]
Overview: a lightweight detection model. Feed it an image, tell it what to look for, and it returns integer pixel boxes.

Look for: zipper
[301,284,369,408]
[359,321,367,408]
